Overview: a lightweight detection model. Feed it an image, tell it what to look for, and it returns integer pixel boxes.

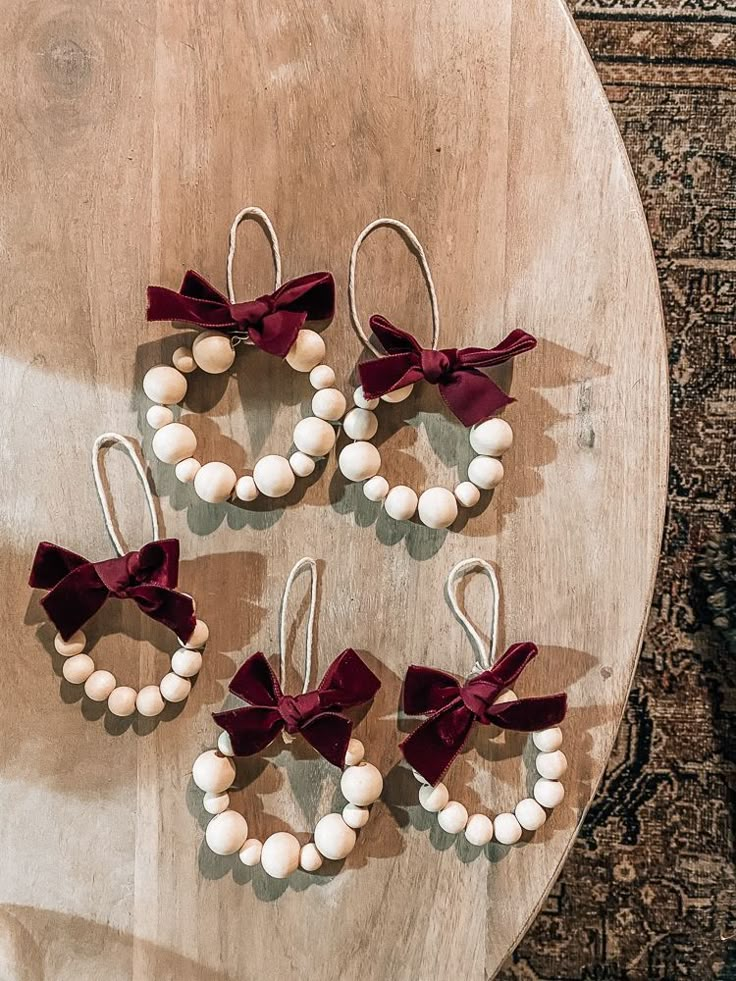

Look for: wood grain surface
[0,0,668,978]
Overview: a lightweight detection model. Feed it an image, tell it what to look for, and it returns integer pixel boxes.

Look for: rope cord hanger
[92,432,159,556]
[445,557,500,676]
[278,556,318,697]
[226,206,283,334]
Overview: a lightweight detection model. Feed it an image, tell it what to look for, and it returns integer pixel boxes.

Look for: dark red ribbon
[29,539,196,643]
[399,643,567,785]
[146,270,335,358]
[213,649,381,769]
[358,316,537,427]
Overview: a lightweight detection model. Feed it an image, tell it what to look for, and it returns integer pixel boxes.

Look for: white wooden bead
[469,417,514,456]
[534,778,565,809]
[344,738,365,766]
[289,452,316,478]
[454,481,481,508]
[152,423,197,465]
[146,405,174,430]
[192,750,236,794]
[419,782,449,812]
[217,731,235,757]
[175,457,201,483]
[312,388,346,422]
[54,630,86,657]
[293,417,336,457]
[136,685,165,717]
[285,329,325,372]
[253,454,296,497]
[309,364,336,390]
[515,798,548,832]
[192,330,235,374]
[342,803,370,829]
[363,475,389,502]
[411,768,429,784]
[468,455,504,490]
[160,672,191,703]
[338,441,381,482]
[299,842,323,872]
[84,669,116,702]
[381,383,413,403]
[494,812,523,845]
[203,791,230,815]
[206,810,248,856]
[353,386,379,410]
[107,686,137,717]
[536,750,568,780]
[261,831,300,878]
[438,800,469,834]
[417,487,458,529]
[239,838,263,867]
[62,653,95,684]
[143,365,188,405]
[465,813,494,846]
[184,619,209,649]
[343,407,378,441]
[194,461,237,503]
[171,648,202,678]
[533,727,563,753]
[314,813,356,860]
[384,485,418,522]
[172,345,196,373]
[234,475,259,502]
[340,762,383,806]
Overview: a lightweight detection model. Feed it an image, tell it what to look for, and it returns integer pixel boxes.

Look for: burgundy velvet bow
[400,643,567,785]
[358,316,537,427]
[29,539,196,643]
[213,649,381,768]
[146,270,335,358]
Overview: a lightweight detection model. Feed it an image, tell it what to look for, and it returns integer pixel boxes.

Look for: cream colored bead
[312,388,346,422]
[136,685,165,717]
[194,461,237,503]
[417,487,458,529]
[217,731,235,757]
[203,791,230,815]
[465,813,494,846]
[54,630,86,657]
[253,454,296,498]
[411,768,429,784]
[338,441,381,482]
[152,423,197,465]
[293,417,336,457]
[345,738,365,766]
[493,812,523,845]
[342,803,370,829]
[160,672,191,703]
[454,481,481,508]
[419,782,449,813]
[261,831,301,878]
[314,813,357,860]
[343,407,378,441]
[84,669,116,702]
[62,653,94,684]
[205,810,248,856]
[172,345,196,373]
[175,457,201,483]
[192,330,235,374]
[184,619,209,649]
[381,383,413,403]
[146,405,174,430]
[107,686,137,717]
[239,838,263,867]
[192,750,236,794]
[363,475,389,502]
[309,364,336,390]
[438,800,469,834]
[289,452,316,478]
[515,798,547,832]
[299,842,323,872]
[469,417,514,456]
[353,386,379,410]
[285,329,325,372]
[234,475,259,502]
[468,455,504,490]
[533,727,563,753]
[143,365,188,405]
[340,762,383,806]
[493,688,517,705]
[171,647,202,678]
[384,485,418,522]
[536,750,568,780]
[534,778,565,809]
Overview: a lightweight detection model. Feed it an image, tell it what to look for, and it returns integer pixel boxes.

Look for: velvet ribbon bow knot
[213,649,381,769]
[29,539,196,643]
[146,269,335,358]
[400,643,567,785]
[358,316,537,427]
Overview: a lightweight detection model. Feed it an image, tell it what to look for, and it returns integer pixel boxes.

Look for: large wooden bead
[468,455,504,490]
[171,647,203,678]
[340,762,383,806]
[353,386,379,410]
[515,798,547,831]
[419,781,449,812]
[146,405,174,430]
[192,750,236,794]
[342,803,370,829]
[465,813,494,846]
[194,461,237,503]
[192,330,235,374]
[536,750,568,780]
[160,672,191,703]
[344,738,365,766]
[417,487,458,529]
[54,630,86,657]
[438,800,469,834]
[309,364,336,390]
[493,812,523,845]
[384,485,418,522]
[293,417,336,457]
[84,669,116,702]
[143,365,188,405]
[289,451,316,478]
[217,731,235,757]
[363,475,389,502]
[312,388,346,422]
[343,407,378,441]
[314,813,356,860]
[533,778,565,809]
[454,481,481,509]
[470,417,514,456]
[172,346,196,373]
[108,686,137,717]
[62,653,95,684]
[299,842,323,872]
[175,457,201,483]
[234,475,259,502]
[261,831,301,878]
[253,454,296,497]
[285,329,325,372]
[338,441,381,482]
[152,423,197,465]
[533,727,563,753]
[136,685,165,717]
[381,383,413,403]
[184,619,209,649]
[203,791,230,815]
[205,810,248,855]
[239,838,263,867]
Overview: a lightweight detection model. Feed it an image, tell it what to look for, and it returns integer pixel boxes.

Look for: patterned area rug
[500,3,736,978]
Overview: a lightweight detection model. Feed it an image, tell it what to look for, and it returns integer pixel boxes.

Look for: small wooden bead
[515,798,547,832]
[342,803,370,829]
[234,475,259,502]
[468,455,504,490]
[344,738,365,766]
[384,485,418,522]
[342,407,378,441]
[289,451,316,478]
[493,688,517,705]
[136,685,165,717]
[469,417,514,456]
[152,423,197,465]
[465,813,494,846]
[239,838,263,867]
[309,364,336,390]
[417,487,458,529]
[171,648,202,678]
[206,810,248,856]
[312,388,347,422]
[62,653,95,684]
[314,813,356,860]
[299,842,323,872]
[107,686,137,717]
[84,669,116,702]
[143,365,188,404]
[192,330,235,374]
[184,619,209,649]
[533,727,563,753]
[293,417,336,457]
[338,441,381,482]
[438,800,469,834]
[175,457,201,483]
[203,791,230,815]
[419,782,449,812]
[194,461,237,503]
[285,329,325,372]
[381,383,413,403]
[536,750,568,780]
[353,386,379,410]
[192,750,236,794]
[217,731,235,757]
[493,812,523,845]
[146,405,174,430]
[261,831,301,878]
[340,762,383,806]
[160,672,192,703]
[454,481,481,508]
[172,346,196,373]
[534,778,565,809]
[54,630,86,657]
[363,475,389,502]
[253,454,296,498]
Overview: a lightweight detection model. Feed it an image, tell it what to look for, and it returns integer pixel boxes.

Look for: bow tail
[40,565,109,640]
[300,712,353,769]
[212,705,284,757]
[439,369,514,427]
[488,692,568,732]
[318,649,381,709]
[127,585,196,643]
[400,701,475,786]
